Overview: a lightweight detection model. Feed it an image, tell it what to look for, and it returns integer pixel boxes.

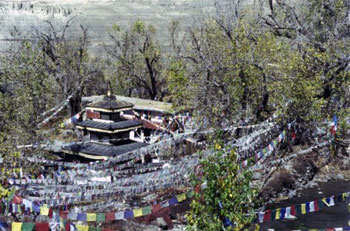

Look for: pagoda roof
[62,141,149,160]
[86,95,134,112]
[83,95,174,114]
[75,120,142,133]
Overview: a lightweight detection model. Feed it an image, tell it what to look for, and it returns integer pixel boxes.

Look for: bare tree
[105,20,166,100]
[32,18,99,116]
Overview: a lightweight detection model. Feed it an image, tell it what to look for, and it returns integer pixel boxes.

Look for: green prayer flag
[22,223,35,231]
[88,227,101,231]
[317,199,326,209]
[270,210,276,221]
[142,206,152,215]
[96,213,105,222]
[186,190,194,198]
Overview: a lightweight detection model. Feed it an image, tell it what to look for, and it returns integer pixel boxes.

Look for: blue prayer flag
[124,210,134,219]
[168,197,178,206]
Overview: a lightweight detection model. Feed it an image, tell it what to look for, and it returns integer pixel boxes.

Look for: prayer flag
[263,210,271,222]
[0,222,8,231]
[133,208,142,217]
[322,197,335,207]
[124,210,134,219]
[168,197,178,206]
[106,212,115,221]
[96,213,105,222]
[318,199,326,209]
[142,206,152,216]
[67,213,78,221]
[310,201,315,212]
[301,204,306,214]
[76,225,88,231]
[86,213,96,222]
[176,193,186,202]
[271,210,276,221]
[280,208,286,219]
[186,191,194,198]
[88,227,101,231]
[35,223,49,231]
[152,204,161,213]
[258,211,265,223]
[314,200,319,211]
[114,211,124,220]
[22,223,35,231]
[295,204,301,215]
[77,213,87,221]
[286,207,291,218]
[306,202,310,213]
[275,209,281,220]
[333,115,338,125]
[12,222,22,231]
[40,205,49,216]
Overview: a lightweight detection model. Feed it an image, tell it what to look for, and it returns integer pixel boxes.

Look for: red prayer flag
[194,185,201,193]
[48,208,53,218]
[65,222,70,231]
[263,210,271,222]
[152,204,161,213]
[314,200,319,211]
[330,126,336,135]
[106,212,115,221]
[36,223,50,231]
[291,205,296,216]
[291,131,296,140]
[12,195,23,204]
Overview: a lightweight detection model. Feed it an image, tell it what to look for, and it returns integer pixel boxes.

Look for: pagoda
[62,88,148,160]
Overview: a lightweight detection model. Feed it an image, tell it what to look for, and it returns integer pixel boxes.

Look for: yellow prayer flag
[275,208,281,220]
[342,193,347,201]
[12,222,22,231]
[76,225,89,231]
[40,205,49,216]
[86,213,96,222]
[176,193,186,202]
[301,204,306,214]
[322,198,329,207]
[133,208,143,217]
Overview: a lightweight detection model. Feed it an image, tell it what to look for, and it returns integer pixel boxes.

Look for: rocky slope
[0,0,216,54]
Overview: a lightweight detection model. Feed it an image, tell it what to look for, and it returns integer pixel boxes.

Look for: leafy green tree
[260,0,350,124]
[0,40,54,145]
[186,139,261,231]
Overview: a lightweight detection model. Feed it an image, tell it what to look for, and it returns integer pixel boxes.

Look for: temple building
[62,91,149,160]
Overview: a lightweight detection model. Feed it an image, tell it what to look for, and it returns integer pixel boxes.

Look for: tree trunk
[145,57,157,100]
[69,91,82,116]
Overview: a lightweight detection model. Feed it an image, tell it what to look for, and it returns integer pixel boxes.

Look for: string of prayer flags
[291,227,350,231]
[6,190,194,222]
[259,192,350,223]
[240,130,286,169]
[63,112,81,126]
[8,222,117,231]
